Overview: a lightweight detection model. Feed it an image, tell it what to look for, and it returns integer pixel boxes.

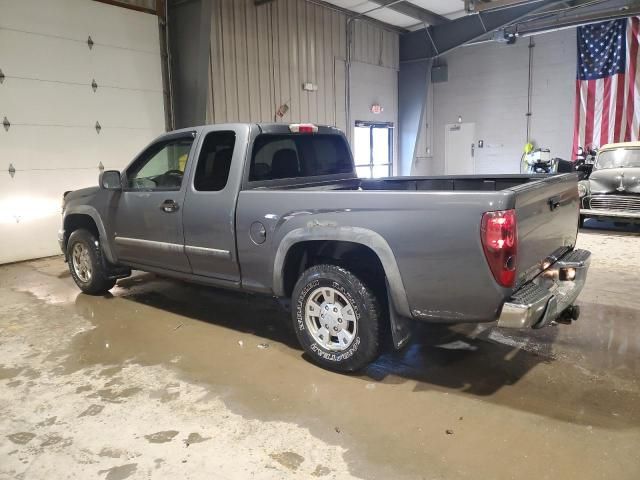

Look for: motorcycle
[574,146,597,180]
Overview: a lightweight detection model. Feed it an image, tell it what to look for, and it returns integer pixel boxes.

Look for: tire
[66,229,116,295]
[579,215,585,228]
[292,264,382,372]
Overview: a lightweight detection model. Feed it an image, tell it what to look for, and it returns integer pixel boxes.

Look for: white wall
[0,0,166,264]
[413,28,577,175]
[349,61,398,172]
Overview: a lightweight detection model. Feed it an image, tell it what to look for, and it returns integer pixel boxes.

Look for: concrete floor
[1,221,639,480]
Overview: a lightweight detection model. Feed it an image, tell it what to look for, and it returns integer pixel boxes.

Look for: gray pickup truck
[60,123,591,371]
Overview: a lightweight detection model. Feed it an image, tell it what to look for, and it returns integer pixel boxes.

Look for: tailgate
[512,174,580,286]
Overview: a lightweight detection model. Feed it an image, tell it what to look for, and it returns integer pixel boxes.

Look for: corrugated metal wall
[352,20,399,71]
[206,0,398,128]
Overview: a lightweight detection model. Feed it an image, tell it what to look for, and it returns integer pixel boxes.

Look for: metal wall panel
[351,20,399,70]
[206,0,397,128]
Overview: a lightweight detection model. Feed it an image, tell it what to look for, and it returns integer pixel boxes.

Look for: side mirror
[100,170,122,190]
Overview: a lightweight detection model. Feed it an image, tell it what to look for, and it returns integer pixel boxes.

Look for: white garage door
[0,0,166,264]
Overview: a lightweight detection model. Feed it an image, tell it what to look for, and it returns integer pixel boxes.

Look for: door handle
[548,196,561,211]
[160,199,179,213]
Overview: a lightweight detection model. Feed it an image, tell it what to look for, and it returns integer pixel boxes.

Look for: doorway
[445,123,475,175]
[353,121,394,178]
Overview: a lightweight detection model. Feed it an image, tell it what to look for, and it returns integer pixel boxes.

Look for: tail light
[289,123,318,133]
[481,209,518,288]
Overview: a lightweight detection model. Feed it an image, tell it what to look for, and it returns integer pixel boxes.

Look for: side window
[250,137,300,181]
[126,137,194,190]
[193,131,236,191]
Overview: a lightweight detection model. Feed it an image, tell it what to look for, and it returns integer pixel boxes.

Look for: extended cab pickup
[60,123,591,371]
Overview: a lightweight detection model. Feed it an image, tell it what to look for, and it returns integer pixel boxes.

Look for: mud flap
[386,280,413,350]
[100,248,131,280]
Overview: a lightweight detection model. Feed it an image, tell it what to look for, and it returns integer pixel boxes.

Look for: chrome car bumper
[497,249,591,329]
[580,208,640,221]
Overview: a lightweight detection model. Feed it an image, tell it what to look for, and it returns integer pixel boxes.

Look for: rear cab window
[249,134,353,182]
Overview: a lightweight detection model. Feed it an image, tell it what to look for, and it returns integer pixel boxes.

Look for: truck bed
[237,173,580,323]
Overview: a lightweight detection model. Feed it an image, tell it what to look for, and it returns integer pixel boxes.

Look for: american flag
[572,17,640,157]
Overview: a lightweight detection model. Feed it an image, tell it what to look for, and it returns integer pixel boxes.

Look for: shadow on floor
[69,272,640,429]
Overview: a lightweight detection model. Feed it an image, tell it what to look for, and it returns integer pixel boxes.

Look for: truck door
[181,126,245,284]
[111,132,195,273]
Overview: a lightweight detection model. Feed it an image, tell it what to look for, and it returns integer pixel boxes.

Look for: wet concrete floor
[1,223,639,479]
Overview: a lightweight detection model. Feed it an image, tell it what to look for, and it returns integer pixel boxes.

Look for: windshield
[595,148,640,169]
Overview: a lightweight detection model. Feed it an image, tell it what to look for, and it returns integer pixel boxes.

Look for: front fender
[63,205,117,264]
[272,225,412,318]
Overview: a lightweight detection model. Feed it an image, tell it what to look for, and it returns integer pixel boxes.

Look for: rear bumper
[497,249,591,329]
[580,208,640,222]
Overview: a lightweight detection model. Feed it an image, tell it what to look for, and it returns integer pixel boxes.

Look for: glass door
[353,121,393,178]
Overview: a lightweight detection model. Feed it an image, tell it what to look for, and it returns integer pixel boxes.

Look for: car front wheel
[291,264,382,372]
[67,229,116,295]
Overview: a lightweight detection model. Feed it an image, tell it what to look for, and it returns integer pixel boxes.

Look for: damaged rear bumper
[497,249,591,329]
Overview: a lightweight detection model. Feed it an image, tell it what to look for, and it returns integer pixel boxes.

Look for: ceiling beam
[468,0,640,40]
[94,0,157,15]
[400,0,564,61]
[516,6,640,36]
[465,0,550,13]
[370,0,448,25]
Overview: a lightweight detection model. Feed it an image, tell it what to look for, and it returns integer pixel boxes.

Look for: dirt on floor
[0,221,639,479]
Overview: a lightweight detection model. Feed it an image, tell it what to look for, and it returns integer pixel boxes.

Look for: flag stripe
[600,76,611,146]
[613,72,625,141]
[584,79,596,146]
[579,80,588,146]
[593,78,604,144]
[624,17,639,141]
[572,79,581,158]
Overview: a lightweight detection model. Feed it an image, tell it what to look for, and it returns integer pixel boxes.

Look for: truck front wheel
[291,264,382,372]
[67,229,116,295]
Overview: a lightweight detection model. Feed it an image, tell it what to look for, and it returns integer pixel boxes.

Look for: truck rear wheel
[67,229,116,295]
[291,264,381,372]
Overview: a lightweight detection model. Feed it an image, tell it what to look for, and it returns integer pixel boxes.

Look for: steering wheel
[164,169,184,176]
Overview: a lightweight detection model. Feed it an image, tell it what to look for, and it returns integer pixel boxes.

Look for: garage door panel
[91,89,165,129]
[0,30,92,85]
[0,0,160,53]
[1,79,164,128]
[0,214,62,264]
[0,169,102,263]
[91,47,163,92]
[0,30,162,91]
[1,126,158,171]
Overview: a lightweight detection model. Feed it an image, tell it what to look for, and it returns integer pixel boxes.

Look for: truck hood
[65,186,100,202]
[588,167,640,194]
